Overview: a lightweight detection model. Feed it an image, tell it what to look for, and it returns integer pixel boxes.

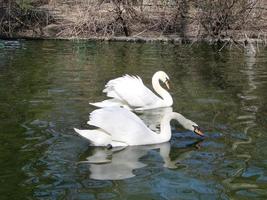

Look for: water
[0,40,266,200]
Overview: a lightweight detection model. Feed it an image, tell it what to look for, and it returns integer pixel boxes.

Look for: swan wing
[87,107,156,145]
[103,75,160,108]
[74,128,111,146]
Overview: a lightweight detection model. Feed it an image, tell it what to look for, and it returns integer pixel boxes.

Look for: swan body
[137,107,173,132]
[90,71,173,110]
[74,107,203,147]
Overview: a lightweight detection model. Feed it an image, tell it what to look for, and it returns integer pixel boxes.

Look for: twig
[132,22,160,37]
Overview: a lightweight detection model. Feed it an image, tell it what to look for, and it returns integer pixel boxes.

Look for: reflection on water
[81,146,147,180]
[80,142,199,180]
[223,44,260,191]
[0,40,267,199]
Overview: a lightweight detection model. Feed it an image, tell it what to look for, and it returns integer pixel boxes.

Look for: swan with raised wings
[90,71,173,110]
[74,107,203,147]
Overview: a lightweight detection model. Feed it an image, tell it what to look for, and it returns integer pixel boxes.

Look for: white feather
[89,99,131,110]
[74,128,111,146]
[87,107,156,145]
[104,75,158,107]
[91,71,173,110]
[74,107,202,147]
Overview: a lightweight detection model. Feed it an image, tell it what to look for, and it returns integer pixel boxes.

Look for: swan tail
[74,128,128,147]
[74,128,111,146]
[89,101,110,108]
[89,100,121,108]
[103,87,120,100]
[90,99,131,110]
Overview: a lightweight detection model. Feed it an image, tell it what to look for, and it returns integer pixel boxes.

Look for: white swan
[74,107,203,147]
[137,107,173,132]
[90,71,173,110]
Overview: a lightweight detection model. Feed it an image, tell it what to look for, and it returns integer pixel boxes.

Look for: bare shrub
[0,0,53,37]
[192,0,262,40]
[56,0,190,38]
[1,0,265,41]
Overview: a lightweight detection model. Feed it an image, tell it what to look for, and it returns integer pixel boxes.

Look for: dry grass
[1,0,267,44]
[0,0,53,37]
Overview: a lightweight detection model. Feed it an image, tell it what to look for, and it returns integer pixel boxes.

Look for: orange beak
[164,80,170,90]
[194,128,204,137]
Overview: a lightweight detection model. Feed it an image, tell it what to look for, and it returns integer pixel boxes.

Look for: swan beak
[164,80,170,90]
[194,127,204,137]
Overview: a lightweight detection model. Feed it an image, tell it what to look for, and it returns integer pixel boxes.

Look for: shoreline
[1,35,266,46]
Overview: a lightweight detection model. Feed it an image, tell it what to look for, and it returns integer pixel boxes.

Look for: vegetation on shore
[0,0,266,44]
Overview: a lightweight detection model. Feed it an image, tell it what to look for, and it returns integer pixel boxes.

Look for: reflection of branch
[222,167,258,190]
[211,111,220,129]
[223,45,259,191]
[232,136,252,150]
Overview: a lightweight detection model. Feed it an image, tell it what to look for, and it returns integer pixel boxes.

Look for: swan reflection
[79,141,202,180]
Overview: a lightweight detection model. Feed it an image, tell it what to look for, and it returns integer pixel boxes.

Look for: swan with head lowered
[74,107,203,147]
[90,71,173,110]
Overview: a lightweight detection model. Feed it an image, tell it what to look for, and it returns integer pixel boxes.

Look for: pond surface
[0,40,267,200]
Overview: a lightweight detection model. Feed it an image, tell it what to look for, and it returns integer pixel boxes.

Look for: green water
[0,40,266,199]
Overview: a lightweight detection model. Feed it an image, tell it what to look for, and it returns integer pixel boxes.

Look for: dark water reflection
[0,40,267,199]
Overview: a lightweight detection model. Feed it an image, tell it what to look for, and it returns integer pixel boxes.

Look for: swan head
[180,118,204,137]
[154,71,170,90]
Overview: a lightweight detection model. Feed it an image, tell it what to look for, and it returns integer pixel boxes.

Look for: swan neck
[152,74,173,106]
[158,113,188,143]
[158,113,176,142]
